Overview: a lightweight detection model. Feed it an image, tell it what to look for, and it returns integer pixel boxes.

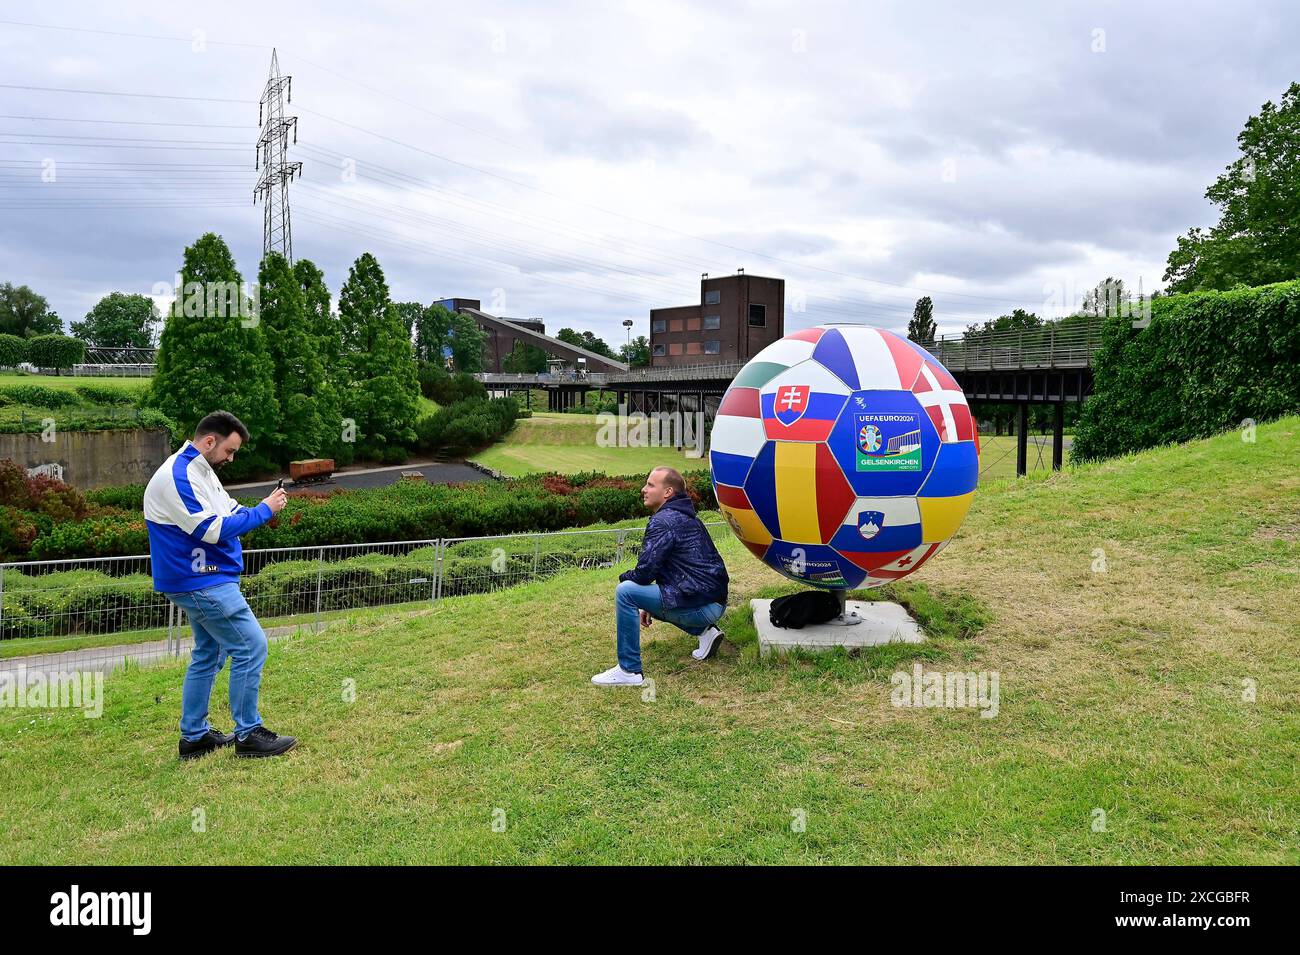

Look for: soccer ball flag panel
[710,324,978,590]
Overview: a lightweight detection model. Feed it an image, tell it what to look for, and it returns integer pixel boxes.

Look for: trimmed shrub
[27,513,149,560]
[74,384,138,406]
[24,334,85,371]
[0,384,83,408]
[0,334,27,367]
[85,484,146,510]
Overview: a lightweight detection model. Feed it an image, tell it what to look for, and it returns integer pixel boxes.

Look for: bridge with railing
[480,319,1106,475]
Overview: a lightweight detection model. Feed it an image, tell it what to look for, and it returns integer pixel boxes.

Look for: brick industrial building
[648,272,784,368]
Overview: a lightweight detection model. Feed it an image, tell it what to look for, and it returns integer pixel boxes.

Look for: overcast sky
[1,1,1297,344]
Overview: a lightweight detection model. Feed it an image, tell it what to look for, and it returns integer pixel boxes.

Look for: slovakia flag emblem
[773,385,810,426]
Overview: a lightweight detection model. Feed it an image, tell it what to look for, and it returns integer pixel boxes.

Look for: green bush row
[0,335,85,371]
[0,512,724,640]
[1073,281,1300,461]
[7,470,718,561]
[413,396,519,453]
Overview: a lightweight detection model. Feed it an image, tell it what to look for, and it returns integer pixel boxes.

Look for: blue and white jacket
[143,441,273,593]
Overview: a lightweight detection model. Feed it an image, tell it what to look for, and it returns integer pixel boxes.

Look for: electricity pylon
[254,48,302,262]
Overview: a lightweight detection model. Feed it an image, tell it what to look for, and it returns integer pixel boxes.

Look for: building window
[670,318,684,333]
[652,343,666,357]
[686,316,701,331]
[669,342,683,356]
[748,303,766,327]
[687,341,701,355]
[704,290,721,305]
[704,340,720,355]
[703,314,720,330]
[652,318,666,333]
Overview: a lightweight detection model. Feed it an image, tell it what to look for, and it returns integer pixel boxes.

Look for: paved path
[230,461,492,497]
[0,623,320,680]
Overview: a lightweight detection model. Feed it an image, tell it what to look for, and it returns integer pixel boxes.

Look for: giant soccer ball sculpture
[710,324,979,591]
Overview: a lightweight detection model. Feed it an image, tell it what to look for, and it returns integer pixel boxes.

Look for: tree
[391,301,424,344]
[1081,278,1127,317]
[257,252,342,463]
[502,339,548,373]
[447,310,487,373]
[908,296,936,347]
[1164,82,1300,292]
[337,253,421,455]
[294,259,341,386]
[25,335,85,373]
[145,233,279,479]
[0,283,62,338]
[963,309,1044,436]
[413,303,453,363]
[556,327,616,359]
[619,335,650,367]
[71,292,159,348]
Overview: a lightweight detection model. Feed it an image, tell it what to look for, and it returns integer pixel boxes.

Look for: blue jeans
[166,582,268,741]
[615,580,725,673]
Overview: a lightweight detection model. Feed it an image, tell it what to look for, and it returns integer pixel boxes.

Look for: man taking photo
[144,410,296,759]
[592,466,730,686]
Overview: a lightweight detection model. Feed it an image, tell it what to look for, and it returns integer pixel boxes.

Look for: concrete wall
[0,428,171,490]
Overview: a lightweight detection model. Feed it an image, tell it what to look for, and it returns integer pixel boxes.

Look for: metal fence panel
[0,523,726,676]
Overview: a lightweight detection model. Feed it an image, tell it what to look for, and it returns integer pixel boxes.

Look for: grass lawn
[1,418,1296,864]
[476,411,1059,482]
[0,373,149,395]
[472,411,705,476]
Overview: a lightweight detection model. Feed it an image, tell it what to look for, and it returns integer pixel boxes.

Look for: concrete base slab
[752,598,925,657]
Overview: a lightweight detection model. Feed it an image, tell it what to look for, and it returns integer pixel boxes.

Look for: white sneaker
[591,665,645,686]
[692,626,725,660]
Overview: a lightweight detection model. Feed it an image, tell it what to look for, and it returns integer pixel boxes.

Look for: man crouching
[591,467,730,687]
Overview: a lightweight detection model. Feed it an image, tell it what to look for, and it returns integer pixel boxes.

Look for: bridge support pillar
[1016,403,1029,477]
[1052,403,1064,471]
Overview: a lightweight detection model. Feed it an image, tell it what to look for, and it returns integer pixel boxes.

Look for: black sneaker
[234,725,299,759]
[178,728,236,761]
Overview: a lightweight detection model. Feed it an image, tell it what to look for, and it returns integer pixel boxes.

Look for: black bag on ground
[769,590,842,629]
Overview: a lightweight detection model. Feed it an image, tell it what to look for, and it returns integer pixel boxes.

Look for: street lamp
[622,319,634,361]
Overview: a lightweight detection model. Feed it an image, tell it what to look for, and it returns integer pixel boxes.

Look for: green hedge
[0,335,27,367]
[13,470,718,560]
[84,484,146,510]
[25,335,85,371]
[413,395,518,453]
[73,385,138,406]
[1,512,723,640]
[1073,281,1300,462]
[0,385,83,408]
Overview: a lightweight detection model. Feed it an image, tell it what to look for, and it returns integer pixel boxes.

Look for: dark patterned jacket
[618,494,729,610]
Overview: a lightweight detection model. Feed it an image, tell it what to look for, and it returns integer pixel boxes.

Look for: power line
[0,17,269,49]
[0,114,255,129]
[0,17,518,149]
[296,105,1041,308]
[0,159,249,167]
[0,140,247,151]
[0,131,247,144]
[0,16,1054,319]
[0,82,253,104]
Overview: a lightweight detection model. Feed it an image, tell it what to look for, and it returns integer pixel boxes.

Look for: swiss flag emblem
[773,385,810,426]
